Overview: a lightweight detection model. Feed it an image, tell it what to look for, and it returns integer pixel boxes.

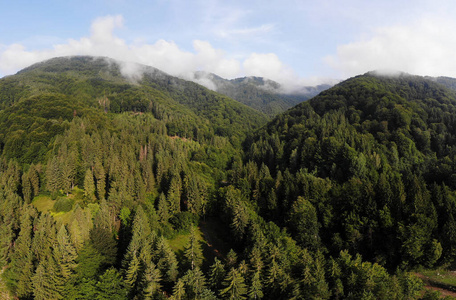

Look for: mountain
[194,71,331,116]
[246,71,456,269]
[0,58,453,299]
[426,75,456,92]
[0,56,267,163]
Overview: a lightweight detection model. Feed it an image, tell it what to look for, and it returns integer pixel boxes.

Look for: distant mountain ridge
[194,71,332,116]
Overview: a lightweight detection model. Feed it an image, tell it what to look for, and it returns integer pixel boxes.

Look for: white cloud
[0,14,328,89]
[325,17,456,78]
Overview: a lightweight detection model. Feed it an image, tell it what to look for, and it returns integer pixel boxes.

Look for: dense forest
[193,71,331,116]
[0,57,455,299]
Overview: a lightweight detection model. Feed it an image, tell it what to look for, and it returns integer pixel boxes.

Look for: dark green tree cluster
[2,58,456,299]
[244,73,456,269]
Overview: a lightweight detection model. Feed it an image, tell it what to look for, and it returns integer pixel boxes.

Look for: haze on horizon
[1,0,456,88]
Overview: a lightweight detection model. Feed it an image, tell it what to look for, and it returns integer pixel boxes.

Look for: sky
[1,0,456,88]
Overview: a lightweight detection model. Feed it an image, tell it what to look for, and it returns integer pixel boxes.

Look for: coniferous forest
[2,56,456,299]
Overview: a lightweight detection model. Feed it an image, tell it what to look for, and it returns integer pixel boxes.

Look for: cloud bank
[325,17,456,78]
[0,15,321,89]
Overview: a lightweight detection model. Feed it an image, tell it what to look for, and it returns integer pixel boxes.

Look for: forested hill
[0,56,268,164]
[0,58,454,300]
[194,71,331,116]
[246,72,456,272]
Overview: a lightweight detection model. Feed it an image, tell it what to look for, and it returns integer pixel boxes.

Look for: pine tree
[8,210,34,298]
[125,252,141,291]
[84,168,96,201]
[142,261,162,299]
[157,192,170,223]
[75,243,103,279]
[226,249,238,269]
[93,157,106,200]
[32,213,57,262]
[69,204,93,250]
[184,226,203,270]
[231,202,249,240]
[22,171,33,203]
[183,267,207,299]
[96,268,128,300]
[55,225,78,280]
[32,254,64,300]
[209,257,226,290]
[123,206,151,269]
[248,246,264,274]
[184,172,206,214]
[46,156,61,195]
[220,267,247,300]
[156,236,179,283]
[167,172,182,213]
[90,226,117,266]
[248,271,263,299]
[171,279,186,300]
[0,218,13,267]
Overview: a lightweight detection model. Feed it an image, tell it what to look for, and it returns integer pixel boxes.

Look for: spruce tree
[183,267,207,299]
[142,261,162,299]
[32,212,57,262]
[0,219,13,267]
[96,268,128,300]
[248,271,263,300]
[184,226,203,270]
[32,254,64,300]
[220,267,247,300]
[93,157,106,200]
[171,279,186,300]
[55,225,78,280]
[209,257,226,290]
[156,236,179,283]
[157,192,170,223]
[8,210,34,298]
[84,168,96,201]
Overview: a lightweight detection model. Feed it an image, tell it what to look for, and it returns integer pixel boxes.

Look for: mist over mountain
[2,57,456,299]
[192,71,332,116]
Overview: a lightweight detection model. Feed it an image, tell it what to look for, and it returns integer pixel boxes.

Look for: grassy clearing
[32,194,56,212]
[168,227,204,253]
[32,191,82,225]
[420,269,456,288]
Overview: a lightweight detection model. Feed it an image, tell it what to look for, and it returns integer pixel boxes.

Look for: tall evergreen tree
[220,267,248,300]
[84,168,96,201]
[55,225,78,280]
[247,271,263,300]
[96,268,128,300]
[32,254,64,300]
[184,226,203,270]
[209,257,226,291]
[8,209,34,298]
[142,261,162,299]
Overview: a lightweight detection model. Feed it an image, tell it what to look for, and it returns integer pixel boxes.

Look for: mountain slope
[427,75,456,92]
[0,62,437,299]
[0,56,267,163]
[244,72,456,268]
[194,71,331,116]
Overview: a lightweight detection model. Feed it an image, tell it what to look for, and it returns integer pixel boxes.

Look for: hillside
[194,71,331,116]
[0,60,452,299]
[246,72,456,271]
[0,56,267,163]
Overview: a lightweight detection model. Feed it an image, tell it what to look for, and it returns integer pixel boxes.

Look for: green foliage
[220,267,248,300]
[53,197,75,212]
[5,58,456,299]
[169,211,200,232]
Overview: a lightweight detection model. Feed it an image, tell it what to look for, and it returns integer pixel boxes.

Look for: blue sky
[1,0,456,87]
